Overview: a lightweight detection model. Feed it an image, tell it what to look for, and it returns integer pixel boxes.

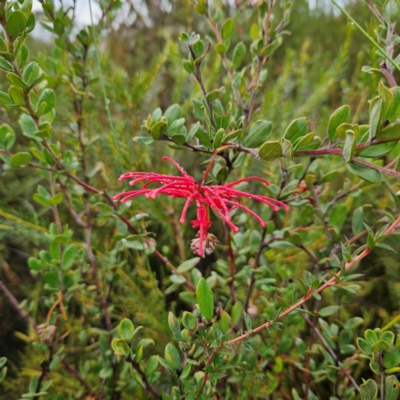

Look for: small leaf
[232,42,246,69]
[182,59,194,74]
[258,141,282,160]
[318,305,339,317]
[384,348,400,369]
[0,58,13,72]
[365,329,379,345]
[0,124,15,150]
[10,152,31,167]
[381,331,395,345]
[327,105,350,141]
[245,120,272,148]
[6,11,27,36]
[360,379,378,400]
[118,318,135,341]
[284,117,308,143]
[111,338,130,356]
[177,257,200,273]
[196,278,214,320]
[61,244,77,270]
[182,311,197,330]
[347,162,384,183]
[167,312,182,341]
[343,317,363,329]
[371,340,390,352]
[243,311,252,332]
[343,130,356,163]
[221,18,234,40]
[165,343,181,370]
[145,355,159,376]
[137,338,155,349]
[357,338,372,355]
[385,375,400,400]
[36,88,56,116]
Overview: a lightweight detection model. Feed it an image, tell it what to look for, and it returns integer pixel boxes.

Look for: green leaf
[182,59,195,74]
[0,58,13,72]
[6,11,27,36]
[182,311,197,330]
[231,301,242,324]
[365,329,379,345]
[145,355,159,376]
[281,138,293,160]
[347,162,384,183]
[357,141,397,158]
[221,18,234,40]
[0,124,15,150]
[369,96,381,140]
[0,358,6,369]
[224,128,242,142]
[377,119,400,140]
[384,348,400,369]
[215,43,225,54]
[44,271,60,288]
[360,379,378,400]
[381,331,395,345]
[294,132,314,150]
[196,278,214,320]
[327,105,351,141]
[258,141,282,160]
[206,87,225,102]
[33,193,52,207]
[284,117,308,143]
[379,81,394,122]
[165,343,181,370]
[167,312,182,341]
[357,338,372,355]
[111,338,130,356]
[343,130,356,163]
[0,91,13,105]
[61,244,77,270]
[245,120,272,148]
[213,128,224,149]
[118,318,135,341]
[51,193,63,205]
[21,0,33,18]
[177,257,200,273]
[384,0,400,23]
[243,311,252,332]
[165,104,181,123]
[232,42,246,69]
[151,121,167,140]
[371,340,390,352]
[9,85,25,105]
[343,317,364,329]
[7,72,29,89]
[385,375,400,400]
[318,305,339,317]
[133,136,154,145]
[28,257,45,271]
[23,62,41,86]
[10,152,31,167]
[36,88,56,116]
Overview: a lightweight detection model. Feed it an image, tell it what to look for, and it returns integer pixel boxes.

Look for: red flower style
[114,157,289,256]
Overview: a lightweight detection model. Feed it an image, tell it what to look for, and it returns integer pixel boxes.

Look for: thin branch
[0,279,39,333]
[62,360,94,395]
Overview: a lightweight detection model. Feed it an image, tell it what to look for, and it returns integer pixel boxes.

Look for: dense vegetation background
[0,0,400,399]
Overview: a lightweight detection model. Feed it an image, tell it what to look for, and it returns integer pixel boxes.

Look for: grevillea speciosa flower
[114,157,289,257]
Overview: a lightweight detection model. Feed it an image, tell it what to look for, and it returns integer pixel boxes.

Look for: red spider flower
[114,157,289,257]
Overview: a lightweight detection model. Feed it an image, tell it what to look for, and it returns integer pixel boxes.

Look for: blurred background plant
[0,0,400,399]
